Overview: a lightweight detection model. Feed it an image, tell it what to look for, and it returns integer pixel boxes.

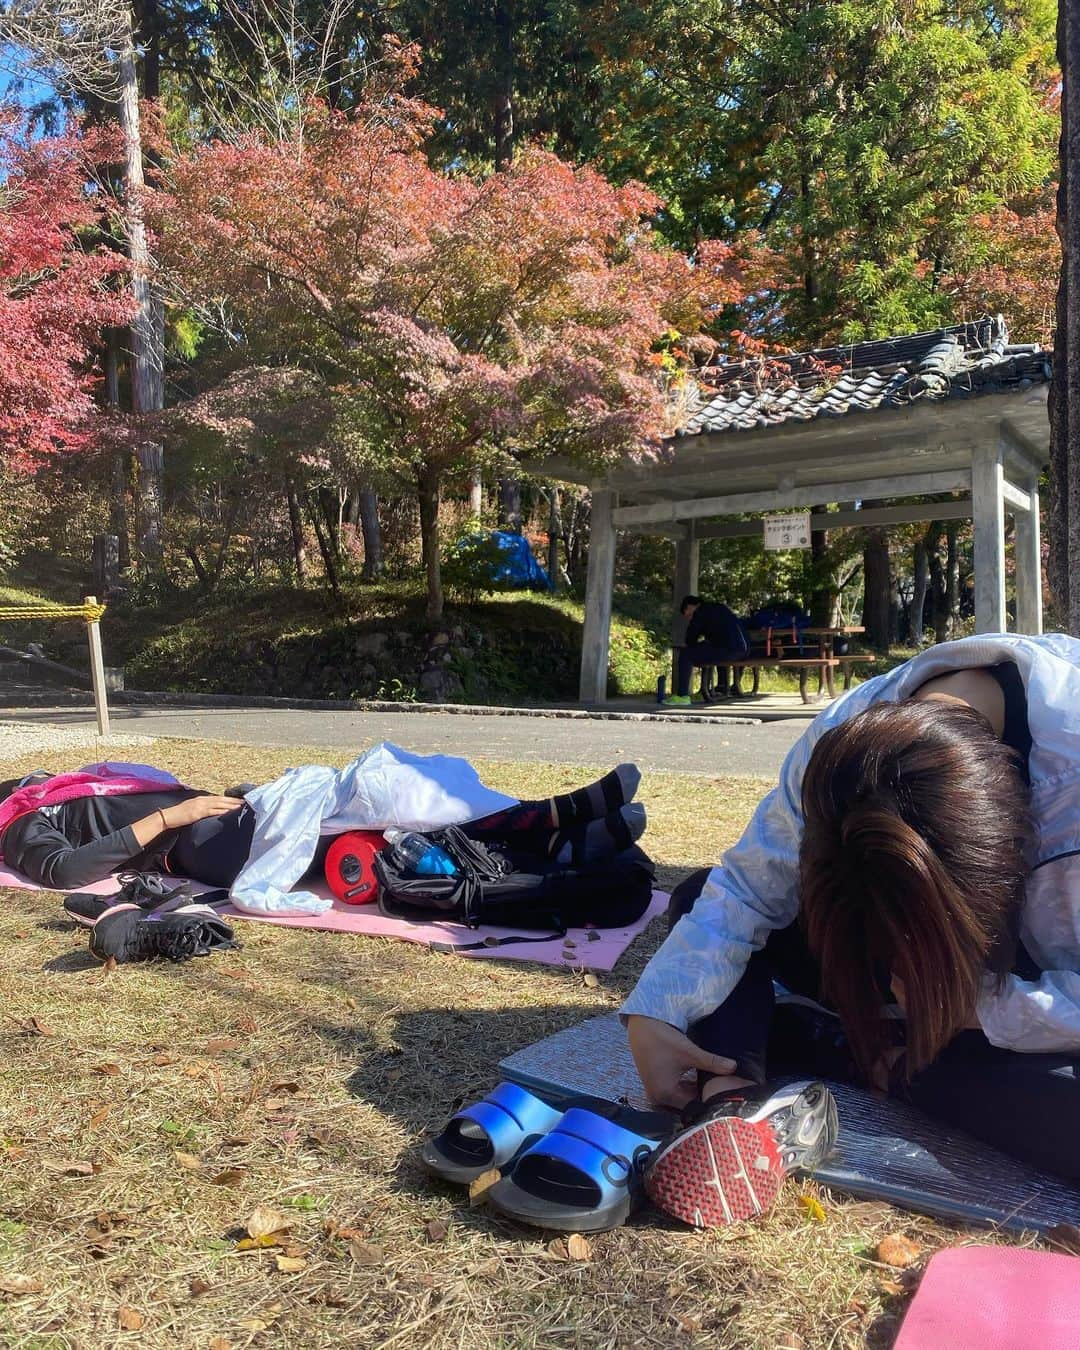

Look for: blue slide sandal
[422,1082,567,1185]
[485,1107,667,1232]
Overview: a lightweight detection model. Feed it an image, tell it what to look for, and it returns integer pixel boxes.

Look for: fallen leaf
[468,1168,501,1207]
[239,1318,270,1333]
[876,1234,922,1268]
[582,972,600,989]
[566,1233,592,1261]
[275,1254,306,1273]
[546,1238,569,1260]
[425,1219,448,1243]
[174,1150,202,1171]
[263,1097,294,1112]
[211,1168,246,1187]
[43,1158,94,1176]
[269,1081,300,1094]
[798,1193,827,1222]
[236,1234,282,1251]
[22,1016,54,1036]
[237,1015,257,1034]
[1047,1223,1080,1257]
[205,1037,240,1056]
[117,1306,144,1330]
[189,1277,213,1296]
[102,956,118,974]
[675,1314,701,1335]
[0,1274,43,1295]
[878,1278,906,1296]
[182,1064,204,1079]
[245,1206,291,1241]
[221,967,247,980]
[587,930,601,942]
[349,1240,383,1266]
[208,1338,231,1350]
[88,1106,112,1129]
[563,939,577,949]
[151,1053,178,1067]
[93,1063,121,1076]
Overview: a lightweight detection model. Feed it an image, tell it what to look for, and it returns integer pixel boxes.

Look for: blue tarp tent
[480,531,553,591]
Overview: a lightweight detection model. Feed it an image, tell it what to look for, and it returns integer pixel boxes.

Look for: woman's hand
[626,1014,737,1109]
[161,795,243,830]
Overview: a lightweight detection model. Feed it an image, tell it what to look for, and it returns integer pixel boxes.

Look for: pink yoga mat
[0,862,667,970]
[894,1247,1080,1350]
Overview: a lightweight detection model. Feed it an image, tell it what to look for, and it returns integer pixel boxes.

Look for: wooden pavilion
[553,318,1052,703]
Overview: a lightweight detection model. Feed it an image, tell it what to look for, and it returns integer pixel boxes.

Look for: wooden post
[1014,475,1044,634]
[670,528,699,693]
[972,443,1007,633]
[84,595,110,737]
[579,489,617,703]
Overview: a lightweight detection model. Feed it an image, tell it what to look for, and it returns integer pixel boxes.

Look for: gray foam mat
[499,1014,1080,1233]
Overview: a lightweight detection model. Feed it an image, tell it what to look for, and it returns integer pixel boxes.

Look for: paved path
[3,702,807,778]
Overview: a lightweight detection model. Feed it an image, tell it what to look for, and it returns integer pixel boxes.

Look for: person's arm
[683,607,704,646]
[5,796,240,890]
[975,971,1080,1051]
[621,669,894,1104]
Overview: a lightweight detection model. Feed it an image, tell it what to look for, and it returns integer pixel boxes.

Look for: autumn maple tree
[152,69,742,618]
[0,111,130,467]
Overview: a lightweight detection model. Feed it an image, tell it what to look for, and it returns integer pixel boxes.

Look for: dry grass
[0,739,1034,1350]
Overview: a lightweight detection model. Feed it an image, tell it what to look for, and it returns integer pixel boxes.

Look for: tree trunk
[118,9,164,564]
[945,520,961,635]
[468,468,484,518]
[308,498,340,598]
[861,524,892,650]
[911,536,930,645]
[808,504,831,624]
[417,467,444,621]
[547,484,562,591]
[358,489,383,580]
[286,478,307,581]
[499,475,522,533]
[104,328,131,571]
[493,0,514,170]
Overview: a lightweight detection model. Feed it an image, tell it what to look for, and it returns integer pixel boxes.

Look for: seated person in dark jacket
[666,594,749,705]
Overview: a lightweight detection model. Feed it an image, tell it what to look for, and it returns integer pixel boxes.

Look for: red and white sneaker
[644,1080,838,1229]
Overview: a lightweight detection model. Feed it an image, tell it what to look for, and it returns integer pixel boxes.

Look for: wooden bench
[701,655,839,704]
[834,653,878,691]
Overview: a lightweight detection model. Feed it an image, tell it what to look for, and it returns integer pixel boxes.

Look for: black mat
[499,1014,1080,1234]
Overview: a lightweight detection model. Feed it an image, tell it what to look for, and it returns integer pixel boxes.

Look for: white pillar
[972,443,1006,633]
[579,489,617,703]
[670,529,699,690]
[1013,474,1043,634]
[84,595,111,737]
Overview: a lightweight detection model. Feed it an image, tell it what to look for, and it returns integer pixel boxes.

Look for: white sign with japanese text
[763,512,812,550]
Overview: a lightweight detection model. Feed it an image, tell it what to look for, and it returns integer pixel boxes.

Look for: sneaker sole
[646,1116,784,1228]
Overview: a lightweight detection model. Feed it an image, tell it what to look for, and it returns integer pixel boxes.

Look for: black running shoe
[65,873,224,928]
[645,1080,838,1229]
[88,901,240,964]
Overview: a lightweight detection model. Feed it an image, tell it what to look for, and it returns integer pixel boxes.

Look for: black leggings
[672,869,1080,1180]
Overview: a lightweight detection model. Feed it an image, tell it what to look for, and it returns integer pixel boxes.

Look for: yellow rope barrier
[0,602,106,622]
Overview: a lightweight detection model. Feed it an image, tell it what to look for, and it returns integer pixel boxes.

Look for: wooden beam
[972,444,1006,633]
[1001,479,1032,514]
[578,490,617,703]
[611,469,972,527]
[687,499,975,539]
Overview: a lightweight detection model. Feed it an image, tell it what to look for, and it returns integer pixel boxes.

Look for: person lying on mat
[0,761,645,892]
[623,632,1080,1183]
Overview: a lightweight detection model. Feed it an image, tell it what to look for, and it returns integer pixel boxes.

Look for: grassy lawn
[0,739,1030,1349]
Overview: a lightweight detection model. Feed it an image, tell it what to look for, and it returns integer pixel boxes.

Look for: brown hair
[798,699,1033,1082]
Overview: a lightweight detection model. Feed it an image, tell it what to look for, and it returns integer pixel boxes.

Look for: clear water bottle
[383,829,457,876]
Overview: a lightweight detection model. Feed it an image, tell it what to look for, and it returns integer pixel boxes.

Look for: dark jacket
[685,602,748,654]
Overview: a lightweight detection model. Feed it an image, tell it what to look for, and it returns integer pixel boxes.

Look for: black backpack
[372,825,654,949]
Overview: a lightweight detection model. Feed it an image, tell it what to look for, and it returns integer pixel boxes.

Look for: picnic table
[685,625,872,705]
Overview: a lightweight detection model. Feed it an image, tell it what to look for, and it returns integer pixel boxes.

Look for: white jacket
[622,634,1080,1053]
[230,742,517,915]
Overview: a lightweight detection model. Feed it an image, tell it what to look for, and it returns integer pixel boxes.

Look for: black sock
[549,765,640,830]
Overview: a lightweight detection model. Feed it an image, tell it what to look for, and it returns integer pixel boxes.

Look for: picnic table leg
[825,663,836,698]
[798,667,811,705]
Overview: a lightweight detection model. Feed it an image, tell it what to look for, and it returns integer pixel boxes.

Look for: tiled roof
[681,317,1052,437]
